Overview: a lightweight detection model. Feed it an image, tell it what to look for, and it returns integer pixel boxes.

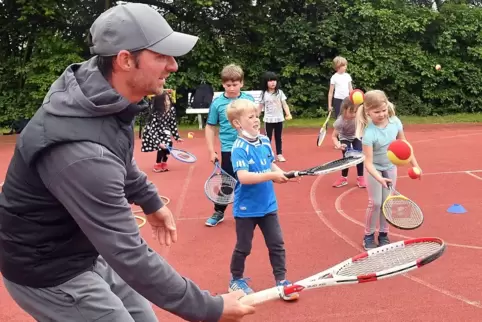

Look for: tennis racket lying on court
[240,237,445,306]
[204,159,237,205]
[316,110,332,147]
[285,154,365,179]
[381,171,424,230]
[162,146,197,163]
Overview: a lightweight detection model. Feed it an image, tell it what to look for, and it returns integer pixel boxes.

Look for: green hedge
[1,0,482,125]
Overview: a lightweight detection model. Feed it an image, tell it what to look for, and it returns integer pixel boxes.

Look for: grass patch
[6,113,482,138]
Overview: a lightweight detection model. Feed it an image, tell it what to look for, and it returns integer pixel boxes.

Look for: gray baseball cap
[89,3,198,57]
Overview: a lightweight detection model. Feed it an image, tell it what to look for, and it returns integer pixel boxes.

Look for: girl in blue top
[355,90,422,250]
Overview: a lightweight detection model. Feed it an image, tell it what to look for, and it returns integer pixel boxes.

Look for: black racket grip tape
[284,171,298,179]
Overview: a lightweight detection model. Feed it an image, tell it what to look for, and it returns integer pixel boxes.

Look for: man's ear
[113,50,135,71]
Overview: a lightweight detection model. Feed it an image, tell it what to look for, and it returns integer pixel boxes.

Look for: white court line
[413,131,482,143]
[334,169,482,250]
[310,173,482,309]
[335,187,482,251]
[151,164,195,259]
[466,171,482,181]
[177,211,317,222]
[175,164,195,220]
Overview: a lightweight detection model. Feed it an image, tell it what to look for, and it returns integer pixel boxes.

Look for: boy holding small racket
[205,64,255,227]
[225,98,299,301]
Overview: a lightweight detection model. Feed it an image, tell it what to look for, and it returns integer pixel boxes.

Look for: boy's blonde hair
[226,99,257,128]
[333,56,348,71]
[221,64,244,83]
[355,90,396,139]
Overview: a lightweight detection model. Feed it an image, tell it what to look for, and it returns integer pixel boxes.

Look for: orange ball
[387,139,413,166]
[408,167,421,179]
[349,89,364,105]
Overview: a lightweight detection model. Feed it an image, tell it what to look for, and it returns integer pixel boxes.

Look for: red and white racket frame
[240,237,446,306]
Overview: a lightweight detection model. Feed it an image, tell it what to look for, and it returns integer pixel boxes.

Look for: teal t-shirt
[361,116,403,171]
[206,92,255,152]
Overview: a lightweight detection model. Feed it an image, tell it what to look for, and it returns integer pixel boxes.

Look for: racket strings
[309,157,359,173]
[384,198,423,228]
[205,173,237,204]
[171,150,196,162]
[338,241,442,277]
[317,131,326,145]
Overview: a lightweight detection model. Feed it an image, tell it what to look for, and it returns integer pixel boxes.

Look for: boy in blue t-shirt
[205,64,254,227]
[225,98,299,301]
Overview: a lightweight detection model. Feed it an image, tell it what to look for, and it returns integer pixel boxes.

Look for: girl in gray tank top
[331,97,366,188]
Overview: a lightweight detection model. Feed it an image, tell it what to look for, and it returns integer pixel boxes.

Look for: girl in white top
[328,56,353,118]
[258,71,292,162]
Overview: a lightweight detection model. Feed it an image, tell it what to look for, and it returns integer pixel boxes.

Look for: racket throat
[281,284,305,296]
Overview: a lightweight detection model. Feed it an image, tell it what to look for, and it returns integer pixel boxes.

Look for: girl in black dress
[141,92,182,172]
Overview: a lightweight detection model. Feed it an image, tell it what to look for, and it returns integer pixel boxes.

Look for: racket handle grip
[239,286,282,306]
[284,171,299,179]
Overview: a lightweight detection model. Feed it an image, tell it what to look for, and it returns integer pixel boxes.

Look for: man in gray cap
[0,3,255,322]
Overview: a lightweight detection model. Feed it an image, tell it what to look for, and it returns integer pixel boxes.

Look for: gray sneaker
[378,233,390,246]
[363,234,377,250]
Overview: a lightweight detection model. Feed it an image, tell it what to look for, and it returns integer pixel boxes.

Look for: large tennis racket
[240,237,445,306]
[285,154,365,179]
[164,146,197,163]
[316,110,332,147]
[381,171,424,230]
[204,160,237,205]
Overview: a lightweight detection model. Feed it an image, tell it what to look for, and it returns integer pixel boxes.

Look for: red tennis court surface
[1,123,482,321]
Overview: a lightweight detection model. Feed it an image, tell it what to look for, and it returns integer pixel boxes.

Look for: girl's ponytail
[387,101,396,117]
[355,103,368,139]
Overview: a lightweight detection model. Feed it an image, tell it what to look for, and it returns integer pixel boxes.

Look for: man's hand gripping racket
[240,237,445,306]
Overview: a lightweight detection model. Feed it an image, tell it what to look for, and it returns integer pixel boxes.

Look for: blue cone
[447,204,467,214]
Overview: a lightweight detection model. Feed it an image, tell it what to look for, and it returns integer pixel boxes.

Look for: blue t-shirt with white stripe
[231,135,277,218]
[206,92,255,152]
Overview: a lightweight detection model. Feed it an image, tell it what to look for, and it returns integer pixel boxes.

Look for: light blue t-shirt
[231,135,277,218]
[362,116,403,171]
[206,92,255,152]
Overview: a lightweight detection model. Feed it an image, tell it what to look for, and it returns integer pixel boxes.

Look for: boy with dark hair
[204,64,255,227]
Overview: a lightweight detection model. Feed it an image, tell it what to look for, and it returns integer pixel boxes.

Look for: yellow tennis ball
[187,132,194,139]
[387,139,413,166]
[349,89,364,105]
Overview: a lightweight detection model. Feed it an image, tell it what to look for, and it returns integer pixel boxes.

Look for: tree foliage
[1,0,482,126]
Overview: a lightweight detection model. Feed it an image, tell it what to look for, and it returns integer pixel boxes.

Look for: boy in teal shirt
[205,64,254,226]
